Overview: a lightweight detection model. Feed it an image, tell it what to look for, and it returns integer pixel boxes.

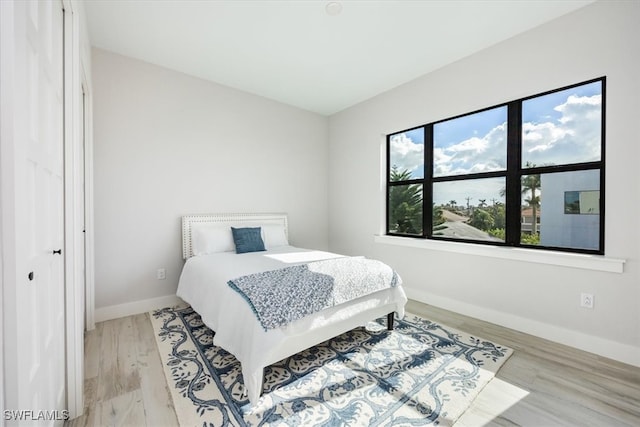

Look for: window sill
[374,235,625,273]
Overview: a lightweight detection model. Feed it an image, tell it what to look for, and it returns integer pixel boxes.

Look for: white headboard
[182,213,288,259]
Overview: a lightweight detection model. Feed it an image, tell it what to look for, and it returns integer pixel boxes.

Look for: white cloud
[556,94,602,123]
[523,121,572,153]
[433,147,453,176]
[523,94,601,166]
[389,133,424,175]
[435,122,507,176]
[446,136,488,153]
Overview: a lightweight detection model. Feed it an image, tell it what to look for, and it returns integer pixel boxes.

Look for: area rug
[150,305,512,426]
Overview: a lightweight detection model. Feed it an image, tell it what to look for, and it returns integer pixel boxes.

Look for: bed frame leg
[387,312,394,330]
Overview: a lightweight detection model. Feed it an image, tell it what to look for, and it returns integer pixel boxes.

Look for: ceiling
[84,0,593,116]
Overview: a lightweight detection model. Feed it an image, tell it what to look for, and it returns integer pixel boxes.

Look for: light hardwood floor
[67,300,640,426]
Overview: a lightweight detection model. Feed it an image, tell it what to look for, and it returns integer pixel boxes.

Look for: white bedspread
[176,245,407,404]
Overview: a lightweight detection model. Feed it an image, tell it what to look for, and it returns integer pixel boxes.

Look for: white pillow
[191,225,235,255]
[261,224,289,249]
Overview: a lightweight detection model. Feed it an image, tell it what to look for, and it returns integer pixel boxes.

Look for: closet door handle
[53,249,62,255]
[28,272,34,281]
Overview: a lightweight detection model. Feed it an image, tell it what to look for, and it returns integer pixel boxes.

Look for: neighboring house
[520,207,541,234]
[539,172,601,251]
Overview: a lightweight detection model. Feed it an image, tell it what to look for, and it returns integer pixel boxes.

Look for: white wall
[92,48,329,311]
[328,0,640,365]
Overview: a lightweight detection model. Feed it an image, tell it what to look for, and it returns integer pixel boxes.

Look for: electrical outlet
[157,268,166,280]
[580,293,594,309]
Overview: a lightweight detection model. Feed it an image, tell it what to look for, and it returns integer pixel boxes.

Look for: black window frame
[386,77,605,255]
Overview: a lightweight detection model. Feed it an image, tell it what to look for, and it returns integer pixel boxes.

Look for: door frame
[63,0,82,417]
[0,3,10,420]
[82,66,96,333]
[62,0,93,418]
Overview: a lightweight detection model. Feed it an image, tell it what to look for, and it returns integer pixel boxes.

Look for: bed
[176,213,407,406]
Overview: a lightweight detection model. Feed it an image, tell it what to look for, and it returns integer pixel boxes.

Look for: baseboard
[95,294,183,323]
[405,287,640,368]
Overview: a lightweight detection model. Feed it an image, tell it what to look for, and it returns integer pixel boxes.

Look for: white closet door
[10,0,66,423]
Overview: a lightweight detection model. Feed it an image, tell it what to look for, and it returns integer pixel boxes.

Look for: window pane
[432,178,505,242]
[522,81,602,168]
[433,106,507,177]
[389,128,424,181]
[388,183,423,235]
[521,170,600,250]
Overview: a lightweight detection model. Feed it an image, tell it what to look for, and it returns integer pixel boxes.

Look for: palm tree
[389,166,423,234]
[522,162,541,234]
[523,177,541,234]
[498,162,541,235]
[390,165,412,183]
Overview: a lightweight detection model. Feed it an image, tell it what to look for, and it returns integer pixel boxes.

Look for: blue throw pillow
[231,227,266,254]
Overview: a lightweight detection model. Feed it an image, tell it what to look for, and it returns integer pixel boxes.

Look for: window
[387,77,605,254]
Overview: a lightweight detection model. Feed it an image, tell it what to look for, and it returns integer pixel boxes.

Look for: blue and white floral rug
[150,305,512,426]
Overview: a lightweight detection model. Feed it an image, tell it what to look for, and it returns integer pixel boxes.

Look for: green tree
[487,203,505,229]
[389,166,423,234]
[433,204,445,227]
[488,228,505,240]
[469,208,494,231]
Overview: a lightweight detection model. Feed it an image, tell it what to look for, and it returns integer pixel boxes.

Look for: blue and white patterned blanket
[227,257,401,331]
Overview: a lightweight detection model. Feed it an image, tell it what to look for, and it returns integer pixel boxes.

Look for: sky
[389,81,602,206]
[433,177,504,208]
[434,106,507,177]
